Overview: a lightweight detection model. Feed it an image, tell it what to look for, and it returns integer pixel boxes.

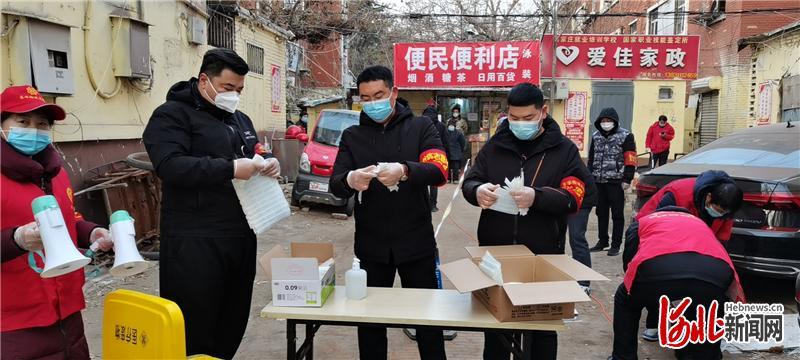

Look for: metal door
[698,90,720,147]
[589,81,634,133]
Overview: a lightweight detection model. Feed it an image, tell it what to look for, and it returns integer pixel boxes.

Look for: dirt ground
[81,184,797,359]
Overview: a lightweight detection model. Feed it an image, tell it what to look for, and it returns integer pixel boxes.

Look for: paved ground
[82,184,797,359]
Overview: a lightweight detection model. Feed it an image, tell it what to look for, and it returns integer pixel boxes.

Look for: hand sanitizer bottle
[346,257,367,300]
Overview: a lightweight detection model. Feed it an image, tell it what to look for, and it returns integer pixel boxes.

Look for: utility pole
[550,0,559,110]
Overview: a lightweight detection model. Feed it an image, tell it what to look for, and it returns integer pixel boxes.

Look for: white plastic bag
[231,155,291,235]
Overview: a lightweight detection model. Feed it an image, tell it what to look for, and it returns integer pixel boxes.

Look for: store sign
[541,35,700,80]
[394,41,540,88]
[564,91,587,151]
[757,81,773,126]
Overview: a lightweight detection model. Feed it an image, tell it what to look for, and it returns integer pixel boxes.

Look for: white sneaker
[642,328,658,342]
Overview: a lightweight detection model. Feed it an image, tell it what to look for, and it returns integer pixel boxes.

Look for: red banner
[394,41,540,89]
[541,34,700,80]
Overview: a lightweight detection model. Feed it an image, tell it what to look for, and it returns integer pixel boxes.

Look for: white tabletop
[261,286,565,331]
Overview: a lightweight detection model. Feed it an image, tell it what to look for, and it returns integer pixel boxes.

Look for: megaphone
[30,195,91,278]
[108,210,148,278]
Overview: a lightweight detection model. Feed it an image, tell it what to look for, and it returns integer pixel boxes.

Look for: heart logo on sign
[556,46,580,65]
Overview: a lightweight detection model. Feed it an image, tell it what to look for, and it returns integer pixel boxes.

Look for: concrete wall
[749,29,800,125]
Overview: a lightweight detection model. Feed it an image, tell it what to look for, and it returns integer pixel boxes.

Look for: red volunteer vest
[1,169,86,331]
[636,178,733,241]
[624,211,745,303]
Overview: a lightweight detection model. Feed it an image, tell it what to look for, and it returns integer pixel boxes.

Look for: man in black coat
[462,83,589,360]
[143,49,280,359]
[423,103,447,212]
[330,66,448,360]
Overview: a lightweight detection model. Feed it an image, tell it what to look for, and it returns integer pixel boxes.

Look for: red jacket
[636,177,734,241]
[624,211,745,303]
[1,142,94,332]
[645,122,675,154]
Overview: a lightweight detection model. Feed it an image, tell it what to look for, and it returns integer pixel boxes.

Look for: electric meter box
[28,19,74,95]
[110,16,151,78]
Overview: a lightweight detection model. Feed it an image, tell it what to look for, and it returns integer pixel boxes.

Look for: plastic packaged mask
[478,251,504,285]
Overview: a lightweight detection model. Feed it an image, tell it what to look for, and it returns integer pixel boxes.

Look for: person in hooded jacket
[611,206,745,360]
[645,115,675,168]
[462,83,589,360]
[626,170,743,341]
[143,49,281,359]
[330,66,448,360]
[445,123,467,183]
[588,107,637,256]
[423,102,447,212]
[1,85,114,359]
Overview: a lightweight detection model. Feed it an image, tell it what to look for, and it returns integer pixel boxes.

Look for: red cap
[1,85,66,121]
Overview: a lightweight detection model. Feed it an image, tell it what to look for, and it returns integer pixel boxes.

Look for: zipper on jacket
[512,155,528,245]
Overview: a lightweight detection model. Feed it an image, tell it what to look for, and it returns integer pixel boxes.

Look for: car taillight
[634,183,658,197]
[744,192,800,210]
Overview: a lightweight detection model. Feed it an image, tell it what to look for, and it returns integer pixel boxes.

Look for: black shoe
[590,243,609,252]
[607,247,621,256]
[431,206,439,212]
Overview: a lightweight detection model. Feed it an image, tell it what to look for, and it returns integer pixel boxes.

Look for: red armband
[624,151,637,167]
[420,149,449,181]
[560,176,586,209]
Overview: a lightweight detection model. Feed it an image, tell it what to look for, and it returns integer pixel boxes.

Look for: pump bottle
[345,257,367,300]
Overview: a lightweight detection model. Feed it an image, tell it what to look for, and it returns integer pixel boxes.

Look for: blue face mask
[362,97,393,123]
[508,116,543,141]
[705,204,727,218]
[5,127,51,155]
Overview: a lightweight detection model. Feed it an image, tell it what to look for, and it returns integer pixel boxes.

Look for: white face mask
[204,78,240,113]
[600,122,614,131]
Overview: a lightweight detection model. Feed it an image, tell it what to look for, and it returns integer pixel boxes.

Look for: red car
[291,109,360,216]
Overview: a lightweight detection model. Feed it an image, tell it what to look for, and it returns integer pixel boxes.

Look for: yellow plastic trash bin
[103,289,217,359]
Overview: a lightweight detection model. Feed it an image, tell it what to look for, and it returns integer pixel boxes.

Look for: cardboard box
[259,242,335,307]
[439,245,608,322]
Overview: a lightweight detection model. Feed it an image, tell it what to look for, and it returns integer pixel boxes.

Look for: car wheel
[342,196,355,217]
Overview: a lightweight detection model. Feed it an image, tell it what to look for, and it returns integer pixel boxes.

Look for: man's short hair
[709,182,743,213]
[508,82,544,108]
[356,66,393,88]
[658,115,668,122]
[199,48,249,78]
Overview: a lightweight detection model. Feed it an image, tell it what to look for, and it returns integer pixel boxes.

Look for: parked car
[633,123,800,278]
[796,273,800,326]
[291,109,360,216]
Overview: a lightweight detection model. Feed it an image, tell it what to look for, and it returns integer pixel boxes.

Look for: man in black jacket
[330,66,448,360]
[462,83,589,360]
[143,49,280,359]
[423,103,447,212]
[587,107,637,256]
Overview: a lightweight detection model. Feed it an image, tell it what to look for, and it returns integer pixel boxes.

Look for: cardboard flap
[291,242,334,263]
[271,258,320,280]
[259,245,289,280]
[538,255,609,281]
[465,245,534,260]
[503,281,590,306]
[439,258,497,293]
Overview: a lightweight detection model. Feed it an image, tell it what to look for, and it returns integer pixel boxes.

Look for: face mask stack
[478,251,504,285]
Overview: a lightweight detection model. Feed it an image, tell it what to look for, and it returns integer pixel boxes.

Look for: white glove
[14,222,42,252]
[347,165,378,191]
[233,158,265,180]
[477,183,500,209]
[510,186,536,209]
[260,158,281,178]
[376,162,405,190]
[89,228,114,252]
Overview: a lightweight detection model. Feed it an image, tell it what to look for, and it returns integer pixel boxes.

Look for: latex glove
[14,222,42,252]
[89,228,114,252]
[622,183,631,191]
[477,183,500,209]
[376,162,405,188]
[347,165,378,191]
[260,158,281,178]
[233,158,265,180]
[510,186,536,209]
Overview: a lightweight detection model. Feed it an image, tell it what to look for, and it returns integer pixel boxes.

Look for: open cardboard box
[439,245,608,322]
[259,242,335,307]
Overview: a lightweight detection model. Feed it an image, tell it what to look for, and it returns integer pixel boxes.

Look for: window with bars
[246,43,264,75]
[208,9,234,49]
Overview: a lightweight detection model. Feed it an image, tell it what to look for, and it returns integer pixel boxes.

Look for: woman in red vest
[611,207,745,360]
[1,85,113,359]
